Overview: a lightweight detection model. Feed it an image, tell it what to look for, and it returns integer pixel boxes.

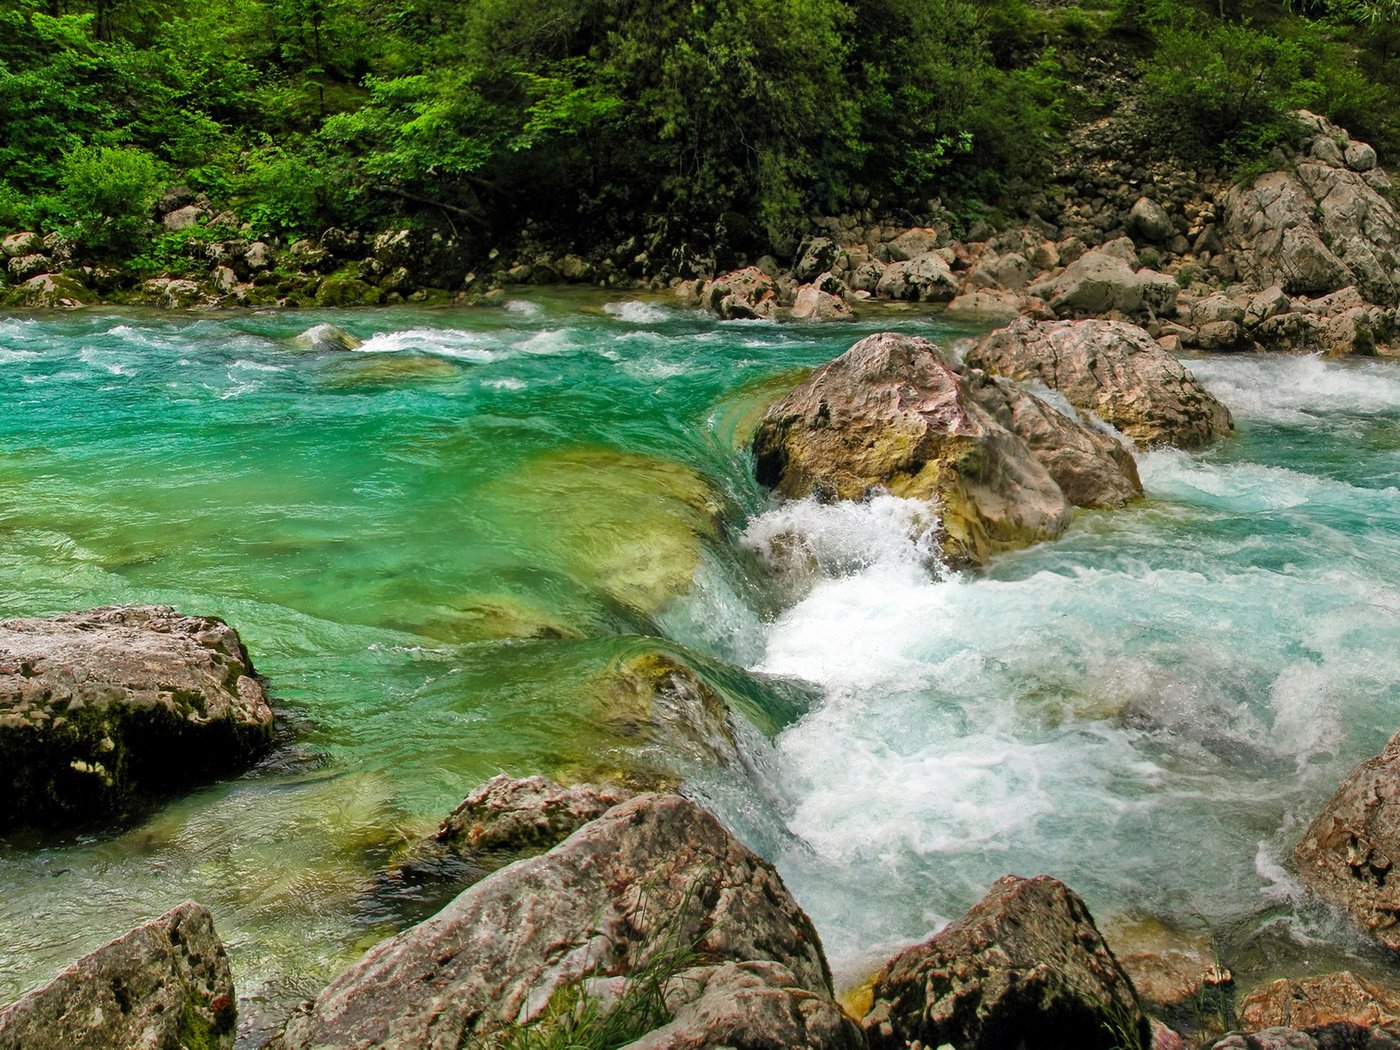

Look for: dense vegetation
[0,0,1396,266]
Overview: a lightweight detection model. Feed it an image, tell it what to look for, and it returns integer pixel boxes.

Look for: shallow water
[1,294,1398,1038]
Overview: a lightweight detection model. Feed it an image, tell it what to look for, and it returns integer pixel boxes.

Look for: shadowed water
[1,295,1398,1040]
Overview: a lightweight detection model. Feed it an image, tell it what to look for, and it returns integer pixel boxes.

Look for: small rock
[875,251,958,302]
[162,204,206,231]
[292,323,363,353]
[244,241,273,270]
[790,283,854,321]
[1241,972,1400,1031]
[1344,141,1378,172]
[1,231,42,257]
[794,236,839,282]
[6,253,49,280]
[1130,196,1174,243]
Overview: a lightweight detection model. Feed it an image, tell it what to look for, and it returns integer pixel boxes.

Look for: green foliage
[232,142,337,236]
[54,145,163,253]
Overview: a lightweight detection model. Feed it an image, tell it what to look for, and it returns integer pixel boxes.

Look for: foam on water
[357,328,498,362]
[603,299,671,323]
[1190,352,1400,424]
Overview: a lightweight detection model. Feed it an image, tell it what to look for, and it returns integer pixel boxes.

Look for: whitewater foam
[603,300,671,323]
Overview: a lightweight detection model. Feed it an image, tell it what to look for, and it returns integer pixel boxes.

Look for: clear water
[1,295,1399,1040]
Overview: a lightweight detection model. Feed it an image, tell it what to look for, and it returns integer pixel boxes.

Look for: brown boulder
[698,267,783,320]
[966,317,1234,449]
[1241,972,1400,1031]
[0,605,274,829]
[861,875,1150,1050]
[0,902,236,1050]
[1294,731,1400,950]
[752,332,1140,565]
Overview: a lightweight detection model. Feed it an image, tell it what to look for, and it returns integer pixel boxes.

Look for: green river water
[2,292,1400,1043]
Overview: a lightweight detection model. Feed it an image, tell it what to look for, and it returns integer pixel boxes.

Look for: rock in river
[0,901,236,1050]
[1294,729,1400,950]
[861,874,1150,1050]
[752,331,1140,565]
[966,316,1234,449]
[272,793,852,1049]
[0,604,274,830]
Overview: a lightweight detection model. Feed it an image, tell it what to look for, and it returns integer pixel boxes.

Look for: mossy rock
[315,277,383,307]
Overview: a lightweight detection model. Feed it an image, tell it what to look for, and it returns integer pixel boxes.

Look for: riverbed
[2,293,1398,1042]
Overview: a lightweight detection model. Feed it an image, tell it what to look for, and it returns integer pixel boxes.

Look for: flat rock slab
[0,901,236,1050]
[0,605,274,829]
[273,793,834,1050]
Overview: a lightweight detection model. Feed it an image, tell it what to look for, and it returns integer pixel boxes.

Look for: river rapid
[2,292,1399,1041]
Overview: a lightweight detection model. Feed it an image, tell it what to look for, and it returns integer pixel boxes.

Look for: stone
[945,288,1033,318]
[1241,972,1400,1031]
[1192,292,1248,326]
[965,317,1234,449]
[967,251,1032,291]
[211,264,237,294]
[790,283,854,321]
[437,774,630,853]
[272,794,837,1050]
[314,277,382,307]
[0,605,274,829]
[143,277,208,309]
[1131,196,1174,243]
[1295,729,1400,949]
[1245,286,1292,327]
[861,875,1150,1050]
[6,253,49,281]
[875,251,958,302]
[1211,1026,1400,1049]
[794,236,839,282]
[1,231,41,257]
[624,960,864,1050]
[1345,141,1378,172]
[1194,319,1252,352]
[751,332,1140,565]
[1222,116,1400,305]
[0,902,236,1050]
[885,227,942,262]
[698,266,783,320]
[162,204,206,231]
[557,254,594,282]
[244,241,272,270]
[8,273,94,308]
[1033,248,1179,320]
[848,259,888,293]
[292,323,363,353]
[1108,919,1234,1040]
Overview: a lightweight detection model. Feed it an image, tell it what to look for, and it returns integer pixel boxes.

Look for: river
[2,293,1399,1041]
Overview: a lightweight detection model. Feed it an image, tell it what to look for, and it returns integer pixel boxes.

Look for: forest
[1,0,1398,267]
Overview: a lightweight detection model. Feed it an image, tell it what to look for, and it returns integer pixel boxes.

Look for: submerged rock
[752,332,1140,565]
[272,793,839,1050]
[0,901,236,1050]
[1294,730,1400,950]
[966,317,1234,449]
[291,322,363,353]
[0,604,274,829]
[861,874,1150,1050]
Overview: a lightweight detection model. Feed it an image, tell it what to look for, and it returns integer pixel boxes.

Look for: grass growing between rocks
[487,887,702,1050]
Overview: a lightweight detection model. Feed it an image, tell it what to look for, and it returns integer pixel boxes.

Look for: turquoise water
[1,295,1399,1039]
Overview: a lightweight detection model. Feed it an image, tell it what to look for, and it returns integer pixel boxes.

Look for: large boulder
[1031,242,1179,320]
[1294,730,1400,949]
[1222,112,1400,305]
[6,273,94,308]
[0,901,236,1050]
[272,793,843,1050]
[752,332,1140,565]
[861,875,1150,1050]
[0,605,275,829]
[965,317,1234,449]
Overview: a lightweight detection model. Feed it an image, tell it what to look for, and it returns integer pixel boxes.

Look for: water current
[2,292,1399,1042]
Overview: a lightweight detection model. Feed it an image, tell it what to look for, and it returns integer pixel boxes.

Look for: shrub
[55,145,163,254]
